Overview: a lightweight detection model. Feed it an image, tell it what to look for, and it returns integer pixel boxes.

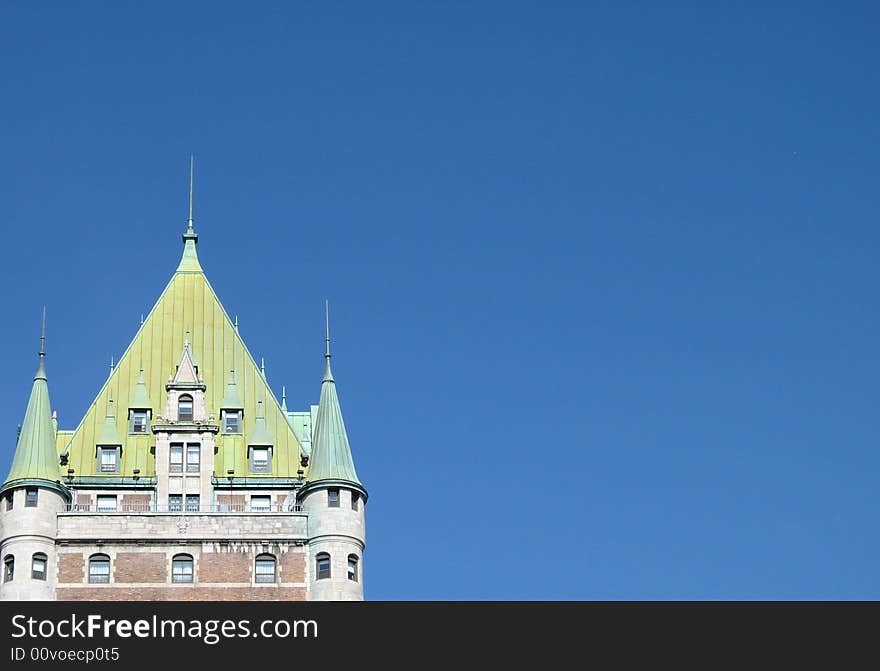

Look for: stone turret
[0,315,69,600]
[299,304,367,600]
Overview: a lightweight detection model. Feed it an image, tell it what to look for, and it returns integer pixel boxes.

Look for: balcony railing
[64,503,302,513]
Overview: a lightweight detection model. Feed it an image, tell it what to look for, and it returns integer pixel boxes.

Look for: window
[316,553,331,580]
[3,556,13,583]
[185,495,200,512]
[96,495,117,512]
[31,553,47,581]
[251,495,271,512]
[186,443,200,473]
[347,554,359,582]
[25,488,38,507]
[88,554,110,584]
[130,410,149,434]
[328,489,340,508]
[178,395,193,421]
[351,492,359,511]
[169,444,183,473]
[172,554,193,583]
[223,410,241,434]
[99,447,119,473]
[255,554,276,583]
[4,492,12,511]
[249,446,271,474]
[169,495,183,512]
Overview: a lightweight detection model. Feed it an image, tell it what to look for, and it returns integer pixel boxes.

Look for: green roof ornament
[302,302,363,490]
[221,369,244,409]
[177,155,202,273]
[97,394,123,446]
[130,366,152,409]
[1,309,68,497]
[248,398,273,446]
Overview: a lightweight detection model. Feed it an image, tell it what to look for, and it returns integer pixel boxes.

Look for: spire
[281,385,288,412]
[323,300,334,383]
[131,366,152,409]
[1,311,67,496]
[97,393,122,446]
[303,303,362,489]
[221,369,243,409]
[177,155,202,273]
[248,398,272,446]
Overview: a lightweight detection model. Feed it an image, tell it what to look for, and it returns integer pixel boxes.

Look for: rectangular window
[185,495,200,512]
[250,447,271,474]
[96,495,117,512]
[317,556,331,580]
[32,555,47,580]
[170,444,183,473]
[4,493,12,511]
[223,411,240,434]
[255,557,276,583]
[186,443,200,473]
[130,410,149,434]
[100,447,119,473]
[178,398,193,421]
[25,488,38,507]
[328,489,340,508]
[348,556,358,582]
[3,557,13,582]
[351,492,359,511]
[172,557,193,583]
[89,558,110,584]
[169,495,183,512]
[251,495,271,512]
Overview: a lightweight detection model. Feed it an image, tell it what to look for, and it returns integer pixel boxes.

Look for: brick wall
[57,587,306,601]
[114,552,167,583]
[58,554,85,583]
[199,552,251,583]
[280,552,305,583]
[217,495,245,511]
[121,495,151,512]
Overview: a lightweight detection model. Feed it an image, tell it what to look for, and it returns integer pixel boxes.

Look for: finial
[282,385,286,404]
[234,315,239,332]
[261,357,266,378]
[39,306,46,357]
[184,330,191,349]
[323,300,334,383]
[187,155,194,232]
[140,313,144,326]
[109,356,115,373]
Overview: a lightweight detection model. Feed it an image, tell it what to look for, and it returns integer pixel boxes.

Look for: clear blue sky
[1,2,879,599]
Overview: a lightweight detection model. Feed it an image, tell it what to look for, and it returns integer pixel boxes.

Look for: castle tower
[299,303,368,600]
[0,313,70,600]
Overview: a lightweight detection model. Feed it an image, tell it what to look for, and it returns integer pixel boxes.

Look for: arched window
[347,554,359,583]
[172,554,194,583]
[31,553,47,581]
[3,555,14,583]
[316,552,331,580]
[178,395,194,422]
[255,554,276,583]
[88,554,111,584]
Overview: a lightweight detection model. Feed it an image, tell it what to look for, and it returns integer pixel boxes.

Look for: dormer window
[222,410,241,434]
[249,446,272,474]
[178,395,193,422]
[98,446,120,473]
[129,409,150,434]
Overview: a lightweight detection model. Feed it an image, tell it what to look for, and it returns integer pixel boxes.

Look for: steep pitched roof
[130,367,152,409]
[96,397,122,446]
[302,307,363,493]
[61,227,304,478]
[1,348,68,496]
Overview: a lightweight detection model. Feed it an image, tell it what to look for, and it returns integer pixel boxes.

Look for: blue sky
[1,2,879,598]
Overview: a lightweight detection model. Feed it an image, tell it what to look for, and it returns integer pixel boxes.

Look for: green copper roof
[248,399,272,446]
[304,313,361,488]
[96,397,122,446]
[1,351,67,495]
[221,370,244,409]
[130,367,152,409]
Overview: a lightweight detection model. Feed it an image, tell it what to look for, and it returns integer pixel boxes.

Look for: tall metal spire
[177,155,202,272]
[35,307,47,380]
[187,154,194,233]
[323,300,334,382]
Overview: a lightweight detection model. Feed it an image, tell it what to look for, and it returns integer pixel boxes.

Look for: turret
[299,303,367,600]
[0,311,69,601]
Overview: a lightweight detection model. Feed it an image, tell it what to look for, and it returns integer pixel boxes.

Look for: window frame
[250,495,271,512]
[316,552,331,580]
[222,410,241,434]
[98,446,120,474]
[25,488,38,507]
[129,409,150,434]
[186,443,200,473]
[31,553,47,581]
[96,495,117,512]
[347,554,359,582]
[255,554,277,584]
[169,494,183,512]
[4,492,12,511]
[169,443,183,474]
[185,495,200,512]
[88,554,111,584]
[3,555,13,583]
[351,492,359,511]
[177,395,194,422]
[248,446,272,474]
[172,554,194,584]
[328,488,340,508]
